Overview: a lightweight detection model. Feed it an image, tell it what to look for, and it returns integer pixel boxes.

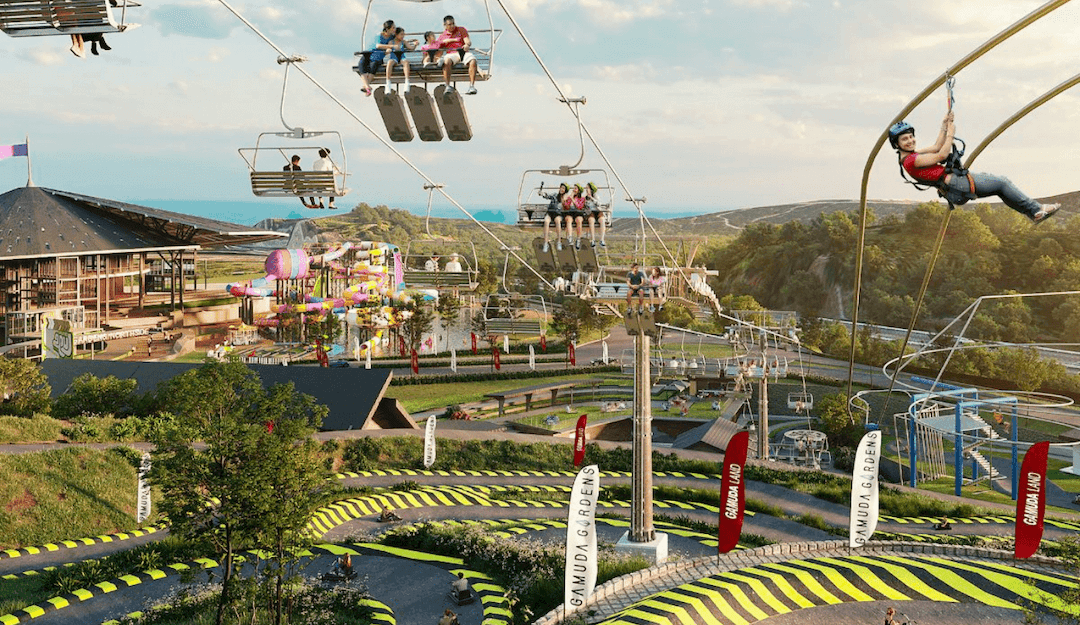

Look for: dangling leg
[969,172,1058,222]
[588,214,597,246]
[542,215,552,252]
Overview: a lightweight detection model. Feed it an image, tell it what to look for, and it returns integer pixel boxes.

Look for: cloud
[727,0,805,11]
[153,2,237,39]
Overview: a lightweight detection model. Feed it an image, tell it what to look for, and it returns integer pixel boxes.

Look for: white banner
[42,318,74,359]
[423,415,437,468]
[503,334,510,354]
[137,453,152,523]
[602,340,608,363]
[529,345,536,371]
[450,348,457,373]
[564,464,600,613]
[365,348,372,370]
[849,429,881,547]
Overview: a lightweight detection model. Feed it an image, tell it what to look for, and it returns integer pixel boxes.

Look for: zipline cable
[215,0,554,291]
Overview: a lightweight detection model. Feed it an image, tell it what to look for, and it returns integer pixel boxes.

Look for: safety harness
[895,74,977,207]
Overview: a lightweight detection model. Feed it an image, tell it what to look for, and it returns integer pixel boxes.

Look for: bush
[53,373,141,420]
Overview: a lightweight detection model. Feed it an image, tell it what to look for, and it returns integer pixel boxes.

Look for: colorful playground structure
[225,241,438,359]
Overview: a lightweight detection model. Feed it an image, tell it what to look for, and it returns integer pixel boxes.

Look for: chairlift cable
[214,0,553,290]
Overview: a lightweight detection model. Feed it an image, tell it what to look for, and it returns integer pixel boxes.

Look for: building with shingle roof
[0,185,283,346]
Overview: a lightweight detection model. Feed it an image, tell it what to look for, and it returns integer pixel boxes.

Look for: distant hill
[609,189,1079,238]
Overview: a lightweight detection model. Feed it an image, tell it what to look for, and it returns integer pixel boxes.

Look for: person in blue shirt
[357,20,397,97]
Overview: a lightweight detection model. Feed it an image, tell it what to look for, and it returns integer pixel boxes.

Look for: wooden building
[0,185,282,346]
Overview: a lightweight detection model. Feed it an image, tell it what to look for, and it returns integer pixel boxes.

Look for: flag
[0,144,28,160]
[450,348,458,373]
[718,431,749,554]
[493,346,501,371]
[849,430,881,547]
[1015,441,1049,559]
[528,344,536,371]
[540,335,547,352]
[411,349,419,374]
[423,415,437,468]
[471,332,477,355]
[503,334,510,354]
[398,335,406,357]
[564,465,599,613]
[569,342,576,366]
[573,415,588,467]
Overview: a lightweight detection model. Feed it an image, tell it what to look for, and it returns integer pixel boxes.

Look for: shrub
[0,358,51,417]
[53,373,141,420]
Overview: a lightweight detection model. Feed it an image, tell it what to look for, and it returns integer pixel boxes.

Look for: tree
[149,361,327,625]
[435,293,462,352]
[0,358,51,417]
[400,301,434,353]
[551,297,597,345]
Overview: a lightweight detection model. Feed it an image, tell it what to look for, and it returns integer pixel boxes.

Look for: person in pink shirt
[420,31,443,67]
[436,15,479,95]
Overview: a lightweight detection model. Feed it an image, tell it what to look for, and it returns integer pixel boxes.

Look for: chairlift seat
[0,0,139,37]
[403,269,476,290]
[249,171,345,198]
[485,317,543,337]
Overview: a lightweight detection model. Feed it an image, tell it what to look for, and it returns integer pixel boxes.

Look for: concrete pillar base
[614,531,669,565]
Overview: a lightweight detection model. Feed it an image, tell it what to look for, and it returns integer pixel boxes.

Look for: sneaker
[423,61,433,68]
[1032,203,1061,224]
[575,240,581,250]
[329,203,338,210]
[542,242,549,253]
[70,44,85,58]
[363,87,373,97]
[445,85,456,93]
[556,242,563,252]
[599,240,606,247]
[465,85,478,95]
[649,305,655,312]
[591,240,596,248]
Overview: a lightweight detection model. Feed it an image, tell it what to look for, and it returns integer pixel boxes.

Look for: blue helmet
[888,121,914,149]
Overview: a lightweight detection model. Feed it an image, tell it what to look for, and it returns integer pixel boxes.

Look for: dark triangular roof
[0,186,284,260]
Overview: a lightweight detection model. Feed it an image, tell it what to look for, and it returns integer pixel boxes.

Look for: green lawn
[391,374,627,414]
[0,414,64,444]
[0,447,154,550]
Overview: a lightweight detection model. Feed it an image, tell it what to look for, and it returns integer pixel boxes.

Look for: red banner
[471,332,477,355]
[410,349,419,375]
[398,335,406,357]
[540,335,547,352]
[493,346,501,371]
[568,342,576,366]
[717,430,749,554]
[573,414,588,467]
[1015,441,1049,559]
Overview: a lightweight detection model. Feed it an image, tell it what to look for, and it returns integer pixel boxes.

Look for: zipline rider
[890,110,1060,223]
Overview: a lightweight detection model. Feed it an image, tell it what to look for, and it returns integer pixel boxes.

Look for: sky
[1,0,1079,226]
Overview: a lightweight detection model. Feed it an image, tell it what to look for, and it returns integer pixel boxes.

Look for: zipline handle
[945,73,957,112]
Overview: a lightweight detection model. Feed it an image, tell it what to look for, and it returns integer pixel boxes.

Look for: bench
[0,0,138,37]
[484,379,603,418]
[402,270,476,289]
[352,32,499,86]
[249,171,344,198]
[515,203,612,229]
[484,317,543,337]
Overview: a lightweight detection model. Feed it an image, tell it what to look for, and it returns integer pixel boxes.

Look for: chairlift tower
[615,329,668,563]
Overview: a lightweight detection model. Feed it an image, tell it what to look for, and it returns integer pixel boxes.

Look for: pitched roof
[40,360,414,432]
[0,186,284,260]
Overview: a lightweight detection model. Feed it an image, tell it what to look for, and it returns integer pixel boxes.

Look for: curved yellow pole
[845,0,1073,396]
[964,71,1080,167]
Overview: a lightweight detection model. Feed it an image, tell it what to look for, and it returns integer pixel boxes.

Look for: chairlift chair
[482,293,547,338]
[238,130,350,200]
[402,240,479,292]
[787,391,814,412]
[354,0,500,88]
[0,0,140,37]
[515,167,615,229]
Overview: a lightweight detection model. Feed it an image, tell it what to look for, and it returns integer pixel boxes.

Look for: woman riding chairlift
[889,108,1059,223]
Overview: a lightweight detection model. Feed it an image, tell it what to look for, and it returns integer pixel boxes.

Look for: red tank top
[902,153,945,183]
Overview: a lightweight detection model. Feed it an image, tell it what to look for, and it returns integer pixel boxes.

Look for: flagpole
[25,135,34,187]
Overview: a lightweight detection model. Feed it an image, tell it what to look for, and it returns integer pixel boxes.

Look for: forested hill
[610,189,1080,238]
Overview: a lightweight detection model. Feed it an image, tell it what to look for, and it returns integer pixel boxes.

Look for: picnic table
[484,379,603,418]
